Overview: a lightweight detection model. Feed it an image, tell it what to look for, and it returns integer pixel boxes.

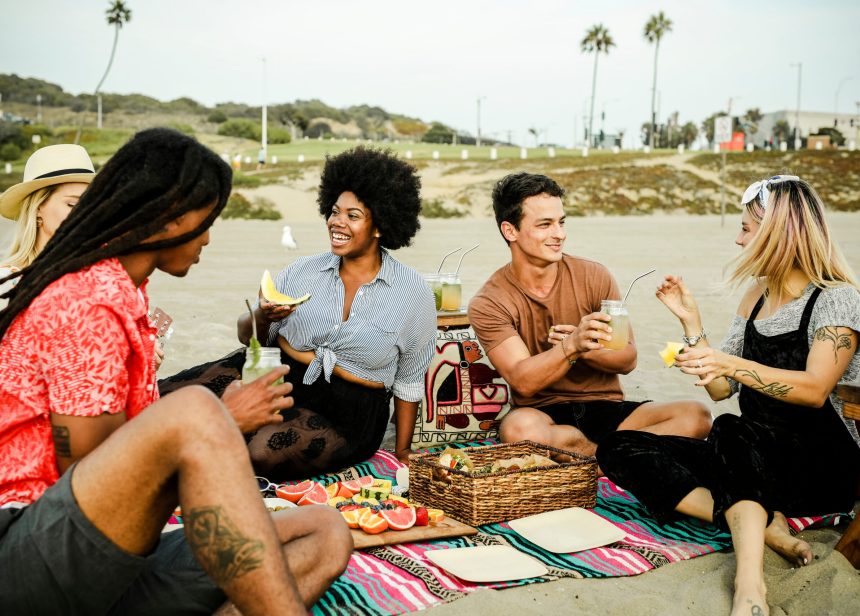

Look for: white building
[751,110,859,147]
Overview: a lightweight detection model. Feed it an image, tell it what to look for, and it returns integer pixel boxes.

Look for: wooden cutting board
[351,517,478,550]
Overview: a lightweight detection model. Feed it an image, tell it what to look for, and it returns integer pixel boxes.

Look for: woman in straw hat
[0,144,95,270]
[598,175,860,615]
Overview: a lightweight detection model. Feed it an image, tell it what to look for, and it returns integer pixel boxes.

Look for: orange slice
[341,509,363,529]
[427,509,446,523]
[359,512,389,535]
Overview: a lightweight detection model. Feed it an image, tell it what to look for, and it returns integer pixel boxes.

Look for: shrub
[0,143,22,161]
[166,122,195,136]
[221,192,282,220]
[267,127,291,144]
[207,110,228,124]
[421,198,466,218]
[232,173,261,188]
[218,118,261,141]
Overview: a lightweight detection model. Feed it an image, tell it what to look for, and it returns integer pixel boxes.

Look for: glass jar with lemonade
[600,300,629,350]
[440,273,462,312]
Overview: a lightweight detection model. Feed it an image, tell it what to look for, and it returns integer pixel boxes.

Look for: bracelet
[682,329,707,347]
[561,336,577,366]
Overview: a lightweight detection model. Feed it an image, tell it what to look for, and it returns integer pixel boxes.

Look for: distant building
[751,110,858,147]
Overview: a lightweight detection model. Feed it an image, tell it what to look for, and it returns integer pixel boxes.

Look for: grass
[555,165,736,216]
[687,150,860,211]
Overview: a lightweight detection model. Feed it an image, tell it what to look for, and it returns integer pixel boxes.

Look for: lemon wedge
[659,342,685,367]
[260,270,311,306]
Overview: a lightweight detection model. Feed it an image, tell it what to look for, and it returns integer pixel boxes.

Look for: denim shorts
[0,467,225,615]
[537,399,647,445]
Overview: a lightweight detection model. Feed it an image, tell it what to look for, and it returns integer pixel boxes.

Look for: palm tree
[96,1,132,128]
[644,12,672,150]
[581,25,615,148]
[74,1,132,143]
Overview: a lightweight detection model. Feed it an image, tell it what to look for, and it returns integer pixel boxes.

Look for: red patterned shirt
[0,258,158,507]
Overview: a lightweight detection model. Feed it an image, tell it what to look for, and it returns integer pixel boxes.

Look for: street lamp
[476,96,486,147]
[790,62,802,149]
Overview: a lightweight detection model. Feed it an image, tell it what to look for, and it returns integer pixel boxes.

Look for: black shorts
[537,399,647,445]
[0,467,224,615]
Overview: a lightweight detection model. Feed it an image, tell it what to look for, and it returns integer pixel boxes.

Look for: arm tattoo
[815,326,854,364]
[184,506,264,584]
[52,425,71,458]
[751,606,765,616]
[733,368,793,398]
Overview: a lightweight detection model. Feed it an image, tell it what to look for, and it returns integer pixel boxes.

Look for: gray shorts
[0,466,225,615]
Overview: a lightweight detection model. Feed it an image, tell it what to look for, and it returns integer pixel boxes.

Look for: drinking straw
[245,299,257,342]
[622,268,656,305]
[454,243,480,275]
[436,247,462,273]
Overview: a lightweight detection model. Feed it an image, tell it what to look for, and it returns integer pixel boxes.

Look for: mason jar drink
[600,300,629,351]
[440,273,462,312]
[243,347,284,384]
[423,273,443,311]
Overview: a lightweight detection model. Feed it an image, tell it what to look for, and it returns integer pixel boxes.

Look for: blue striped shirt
[264,251,437,402]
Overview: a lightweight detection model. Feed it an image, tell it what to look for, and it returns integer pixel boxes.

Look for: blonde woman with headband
[597,175,860,615]
[0,144,95,272]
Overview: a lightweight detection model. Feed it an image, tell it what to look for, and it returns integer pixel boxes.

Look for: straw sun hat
[0,144,95,220]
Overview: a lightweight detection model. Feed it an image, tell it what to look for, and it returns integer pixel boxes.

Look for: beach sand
[142,211,859,615]
[2,205,858,613]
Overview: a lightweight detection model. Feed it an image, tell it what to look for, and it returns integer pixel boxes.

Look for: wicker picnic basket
[408,441,597,526]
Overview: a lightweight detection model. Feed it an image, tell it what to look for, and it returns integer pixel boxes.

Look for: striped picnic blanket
[278,445,850,615]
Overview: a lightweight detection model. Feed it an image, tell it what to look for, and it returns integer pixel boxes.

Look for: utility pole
[261,58,267,165]
[476,96,486,147]
[790,62,802,149]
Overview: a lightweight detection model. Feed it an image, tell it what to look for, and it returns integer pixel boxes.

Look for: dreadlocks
[0,128,232,338]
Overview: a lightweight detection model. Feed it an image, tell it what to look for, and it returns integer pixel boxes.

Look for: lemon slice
[260,270,311,306]
[659,342,685,367]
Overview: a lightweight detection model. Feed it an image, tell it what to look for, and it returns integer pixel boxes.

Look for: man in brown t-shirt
[468,172,711,456]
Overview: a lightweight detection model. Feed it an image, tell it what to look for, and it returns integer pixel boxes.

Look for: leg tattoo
[185,506,265,584]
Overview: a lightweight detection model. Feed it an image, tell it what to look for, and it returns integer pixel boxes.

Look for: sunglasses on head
[741,175,801,210]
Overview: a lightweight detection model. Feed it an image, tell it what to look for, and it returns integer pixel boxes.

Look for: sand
[146,211,860,615]
[1,201,859,613]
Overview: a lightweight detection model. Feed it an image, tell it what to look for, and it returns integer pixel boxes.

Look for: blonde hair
[1,187,54,270]
[728,179,859,299]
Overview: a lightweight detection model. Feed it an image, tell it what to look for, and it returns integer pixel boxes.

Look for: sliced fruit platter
[275,476,445,535]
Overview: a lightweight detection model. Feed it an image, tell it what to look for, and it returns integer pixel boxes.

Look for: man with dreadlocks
[0,128,350,615]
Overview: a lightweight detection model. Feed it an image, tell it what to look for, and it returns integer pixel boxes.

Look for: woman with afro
[239,147,436,479]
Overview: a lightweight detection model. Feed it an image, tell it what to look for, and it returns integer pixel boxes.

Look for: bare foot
[764,511,812,567]
[731,591,769,616]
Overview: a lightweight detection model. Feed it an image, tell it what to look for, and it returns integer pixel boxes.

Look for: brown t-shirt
[468,254,627,408]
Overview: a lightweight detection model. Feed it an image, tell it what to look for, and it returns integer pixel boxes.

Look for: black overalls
[597,289,860,530]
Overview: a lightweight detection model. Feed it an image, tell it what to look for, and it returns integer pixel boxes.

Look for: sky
[2,0,860,148]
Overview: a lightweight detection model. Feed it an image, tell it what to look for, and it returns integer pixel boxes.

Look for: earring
[375,233,381,238]
[36,216,43,228]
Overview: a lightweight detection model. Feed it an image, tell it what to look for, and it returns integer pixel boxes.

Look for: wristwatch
[682,329,707,347]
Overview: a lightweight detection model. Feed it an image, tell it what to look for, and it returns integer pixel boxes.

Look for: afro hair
[317,146,422,250]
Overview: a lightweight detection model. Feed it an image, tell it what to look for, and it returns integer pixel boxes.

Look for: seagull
[281,225,298,250]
